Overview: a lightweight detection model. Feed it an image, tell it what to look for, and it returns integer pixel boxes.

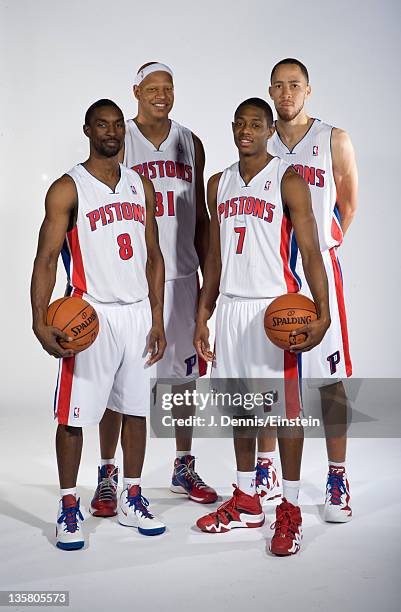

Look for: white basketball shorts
[156,272,206,383]
[54,297,155,426]
[296,247,352,379]
[212,295,302,419]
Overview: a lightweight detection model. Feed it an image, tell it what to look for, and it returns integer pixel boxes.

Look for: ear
[268,86,273,99]
[133,85,140,101]
[83,124,90,138]
[266,125,275,140]
[231,121,235,134]
[306,84,312,99]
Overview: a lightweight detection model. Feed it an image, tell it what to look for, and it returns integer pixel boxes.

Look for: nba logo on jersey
[312,145,319,156]
[178,142,183,154]
[264,180,271,191]
[73,406,80,419]
[130,185,137,195]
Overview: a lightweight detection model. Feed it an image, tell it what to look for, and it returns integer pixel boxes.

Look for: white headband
[134,63,174,86]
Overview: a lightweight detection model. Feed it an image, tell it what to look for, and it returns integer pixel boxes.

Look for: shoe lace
[97,466,118,502]
[256,463,270,487]
[127,491,154,519]
[58,500,84,533]
[327,472,346,506]
[271,507,299,538]
[176,458,207,489]
[211,486,239,522]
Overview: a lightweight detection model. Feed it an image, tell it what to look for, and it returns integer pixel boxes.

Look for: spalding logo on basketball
[264,293,317,350]
[47,297,99,352]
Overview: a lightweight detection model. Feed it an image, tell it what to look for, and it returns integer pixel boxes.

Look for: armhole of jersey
[279,162,291,215]
[65,172,79,230]
[215,170,225,205]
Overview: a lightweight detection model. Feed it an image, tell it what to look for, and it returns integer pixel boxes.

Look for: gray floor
[0,407,400,612]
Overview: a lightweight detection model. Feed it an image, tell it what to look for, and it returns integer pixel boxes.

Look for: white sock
[237,471,256,496]
[101,458,115,466]
[329,461,346,469]
[176,450,192,458]
[123,477,141,490]
[257,451,276,464]
[60,487,77,498]
[282,479,300,506]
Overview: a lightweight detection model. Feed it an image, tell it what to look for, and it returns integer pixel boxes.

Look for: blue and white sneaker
[323,466,352,522]
[255,458,281,504]
[56,495,85,550]
[118,485,166,536]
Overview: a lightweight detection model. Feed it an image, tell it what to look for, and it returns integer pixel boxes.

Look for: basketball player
[194,98,330,555]
[257,59,357,523]
[90,62,216,518]
[31,100,167,549]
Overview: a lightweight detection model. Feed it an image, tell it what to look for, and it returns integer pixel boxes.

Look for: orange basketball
[47,296,99,352]
[264,293,317,350]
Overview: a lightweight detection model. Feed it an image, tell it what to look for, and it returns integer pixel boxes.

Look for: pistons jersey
[268,119,342,251]
[62,164,148,304]
[217,157,300,298]
[124,119,198,281]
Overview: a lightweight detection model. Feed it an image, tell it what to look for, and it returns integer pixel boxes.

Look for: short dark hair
[84,99,123,126]
[270,58,309,84]
[235,97,273,126]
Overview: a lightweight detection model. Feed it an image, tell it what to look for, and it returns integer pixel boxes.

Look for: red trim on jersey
[196,272,207,377]
[284,351,302,419]
[329,248,352,377]
[67,226,87,294]
[56,356,75,425]
[280,216,299,293]
[331,215,343,246]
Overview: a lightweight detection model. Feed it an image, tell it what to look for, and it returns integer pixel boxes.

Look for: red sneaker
[170,455,217,504]
[270,498,302,556]
[196,485,264,533]
[90,464,118,517]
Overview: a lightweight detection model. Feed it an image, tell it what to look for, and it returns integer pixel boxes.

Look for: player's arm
[30,176,78,358]
[141,175,167,365]
[194,172,222,362]
[281,169,331,352]
[192,133,210,274]
[332,128,358,236]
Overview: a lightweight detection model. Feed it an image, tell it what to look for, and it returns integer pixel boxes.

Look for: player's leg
[54,310,118,550]
[114,299,165,536]
[161,275,216,503]
[256,425,281,502]
[90,409,121,518]
[321,381,352,522]
[270,425,304,556]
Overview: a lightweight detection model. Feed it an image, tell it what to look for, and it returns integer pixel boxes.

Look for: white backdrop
[1,0,401,413]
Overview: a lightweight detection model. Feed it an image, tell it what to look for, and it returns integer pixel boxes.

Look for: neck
[275,111,312,141]
[85,153,120,177]
[239,151,271,183]
[135,111,170,135]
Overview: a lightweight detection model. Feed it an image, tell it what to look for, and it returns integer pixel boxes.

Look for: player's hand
[33,324,75,359]
[146,325,167,366]
[289,317,331,353]
[194,321,214,362]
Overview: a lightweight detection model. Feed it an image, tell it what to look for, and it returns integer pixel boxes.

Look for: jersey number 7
[234,227,246,254]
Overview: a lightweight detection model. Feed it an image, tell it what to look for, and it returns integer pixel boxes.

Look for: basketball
[47,296,99,352]
[264,293,317,350]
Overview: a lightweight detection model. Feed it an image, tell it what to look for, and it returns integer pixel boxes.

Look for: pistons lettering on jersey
[131,160,193,183]
[327,350,341,374]
[293,164,325,188]
[218,196,275,224]
[86,202,145,232]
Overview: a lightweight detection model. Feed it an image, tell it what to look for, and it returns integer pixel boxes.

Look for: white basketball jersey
[217,157,300,298]
[63,164,148,304]
[124,119,199,281]
[268,119,342,251]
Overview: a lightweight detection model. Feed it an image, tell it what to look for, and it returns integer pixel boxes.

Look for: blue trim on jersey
[334,204,341,224]
[61,239,71,281]
[53,360,62,419]
[336,253,344,285]
[289,232,302,289]
[298,353,303,405]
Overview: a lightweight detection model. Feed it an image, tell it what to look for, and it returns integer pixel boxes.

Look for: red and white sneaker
[170,455,217,504]
[255,458,281,503]
[323,466,352,523]
[196,485,265,533]
[270,499,302,556]
[90,464,118,517]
